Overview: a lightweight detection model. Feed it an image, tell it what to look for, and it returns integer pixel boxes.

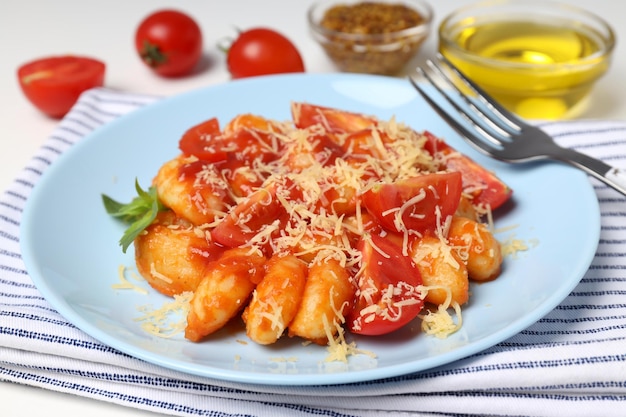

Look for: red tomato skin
[135,10,202,77]
[361,172,463,234]
[179,117,281,165]
[211,183,286,249]
[227,28,305,79]
[17,56,105,118]
[291,102,376,133]
[179,118,225,162]
[349,233,424,336]
[423,131,512,210]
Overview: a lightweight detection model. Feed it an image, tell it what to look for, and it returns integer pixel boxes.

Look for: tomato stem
[140,41,168,68]
[216,36,233,54]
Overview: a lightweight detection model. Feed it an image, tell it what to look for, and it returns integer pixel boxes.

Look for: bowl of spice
[308,0,433,75]
[438,0,615,120]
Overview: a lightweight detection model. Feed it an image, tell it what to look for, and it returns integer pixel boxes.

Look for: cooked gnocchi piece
[185,248,266,342]
[447,216,503,282]
[134,211,222,297]
[410,235,469,306]
[244,254,307,345]
[154,155,233,225]
[288,258,356,345]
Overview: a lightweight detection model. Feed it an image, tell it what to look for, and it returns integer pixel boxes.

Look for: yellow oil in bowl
[439,1,615,120]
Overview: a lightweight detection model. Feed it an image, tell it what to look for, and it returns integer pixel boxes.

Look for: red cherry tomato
[348,233,424,336]
[227,28,305,79]
[178,116,281,165]
[135,9,202,77]
[17,56,105,118]
[178,117,225,162]
[423,131,512,210]
[361,172,463,234]
[211,182,287,249]
[292,103,376,133]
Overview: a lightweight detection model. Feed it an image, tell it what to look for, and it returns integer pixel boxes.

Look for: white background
[2,1,625,415]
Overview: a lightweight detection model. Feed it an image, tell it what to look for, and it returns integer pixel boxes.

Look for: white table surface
[2,1,625,415]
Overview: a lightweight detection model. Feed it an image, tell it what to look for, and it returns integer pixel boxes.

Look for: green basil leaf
[101,178,167,253]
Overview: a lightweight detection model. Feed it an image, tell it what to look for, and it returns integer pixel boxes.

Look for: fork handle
[603,168,626,196]
[559,147,626,196]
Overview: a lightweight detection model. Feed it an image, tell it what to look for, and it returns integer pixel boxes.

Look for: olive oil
[439,18,611,119]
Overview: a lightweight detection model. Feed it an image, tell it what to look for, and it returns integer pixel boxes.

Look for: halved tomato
[307,132,345,167]
[291,102,377,133]
[282,132,345,172]
[348,233,424,336]
[361,171,463,234]
[423,131,512,210]
[179,117,225,162]
[341,127,391,159]
[219,158,265,198]
[211,181,287,249]
[179,117,280,165]
[17,55,105,118]
[223,113,280,134]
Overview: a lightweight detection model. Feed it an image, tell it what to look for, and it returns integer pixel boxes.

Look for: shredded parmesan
[112,265,149,295]
[419,285,463,338]
[134,292,193,338]
[149,263,174,284]
[324,318,377,363]
[494,224,539,258]
[129,104,510,352]
[500,234,536,258]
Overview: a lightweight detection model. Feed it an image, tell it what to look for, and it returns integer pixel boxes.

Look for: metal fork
[409,54,626,197]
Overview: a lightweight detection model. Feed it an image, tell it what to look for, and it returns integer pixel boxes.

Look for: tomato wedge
[361,172,463,234]
[292,102,377,133]
[424,131,512,210]
[179,117,225,162]
[211,182,287,249]
[17,55,105,118]
[349,233,424,336]
[341,128,392,159]
[179,117,280,165]
[224,113,280,134]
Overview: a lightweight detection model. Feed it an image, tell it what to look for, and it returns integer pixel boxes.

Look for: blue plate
[20,73,600,386]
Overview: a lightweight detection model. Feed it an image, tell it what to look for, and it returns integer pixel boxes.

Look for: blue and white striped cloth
[1,88,625,417]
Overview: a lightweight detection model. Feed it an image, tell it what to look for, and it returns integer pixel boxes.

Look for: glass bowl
[438,0,615,120]
[308,0,433,75]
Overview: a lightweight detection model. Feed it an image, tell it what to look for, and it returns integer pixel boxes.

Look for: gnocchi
[118,103,511,347]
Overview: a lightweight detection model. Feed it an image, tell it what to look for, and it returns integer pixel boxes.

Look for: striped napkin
[1,88,626,417]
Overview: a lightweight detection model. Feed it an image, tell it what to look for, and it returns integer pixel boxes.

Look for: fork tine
[412,65,509,145]
[425,59,518,139]
[408,75,473,138]
[436,53,524,133]
[408,75,506,159]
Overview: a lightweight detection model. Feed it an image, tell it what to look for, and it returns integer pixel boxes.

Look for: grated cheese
[494,224,539,259]
[132,104,509,350]
[500,234,535,258]
[256,295,286,333]
[149,263,174,284]
[134,291,193,338]
[324,316,377,363]
[112,265,149,295]
[419,285,463,338]
[421,302,463,338]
